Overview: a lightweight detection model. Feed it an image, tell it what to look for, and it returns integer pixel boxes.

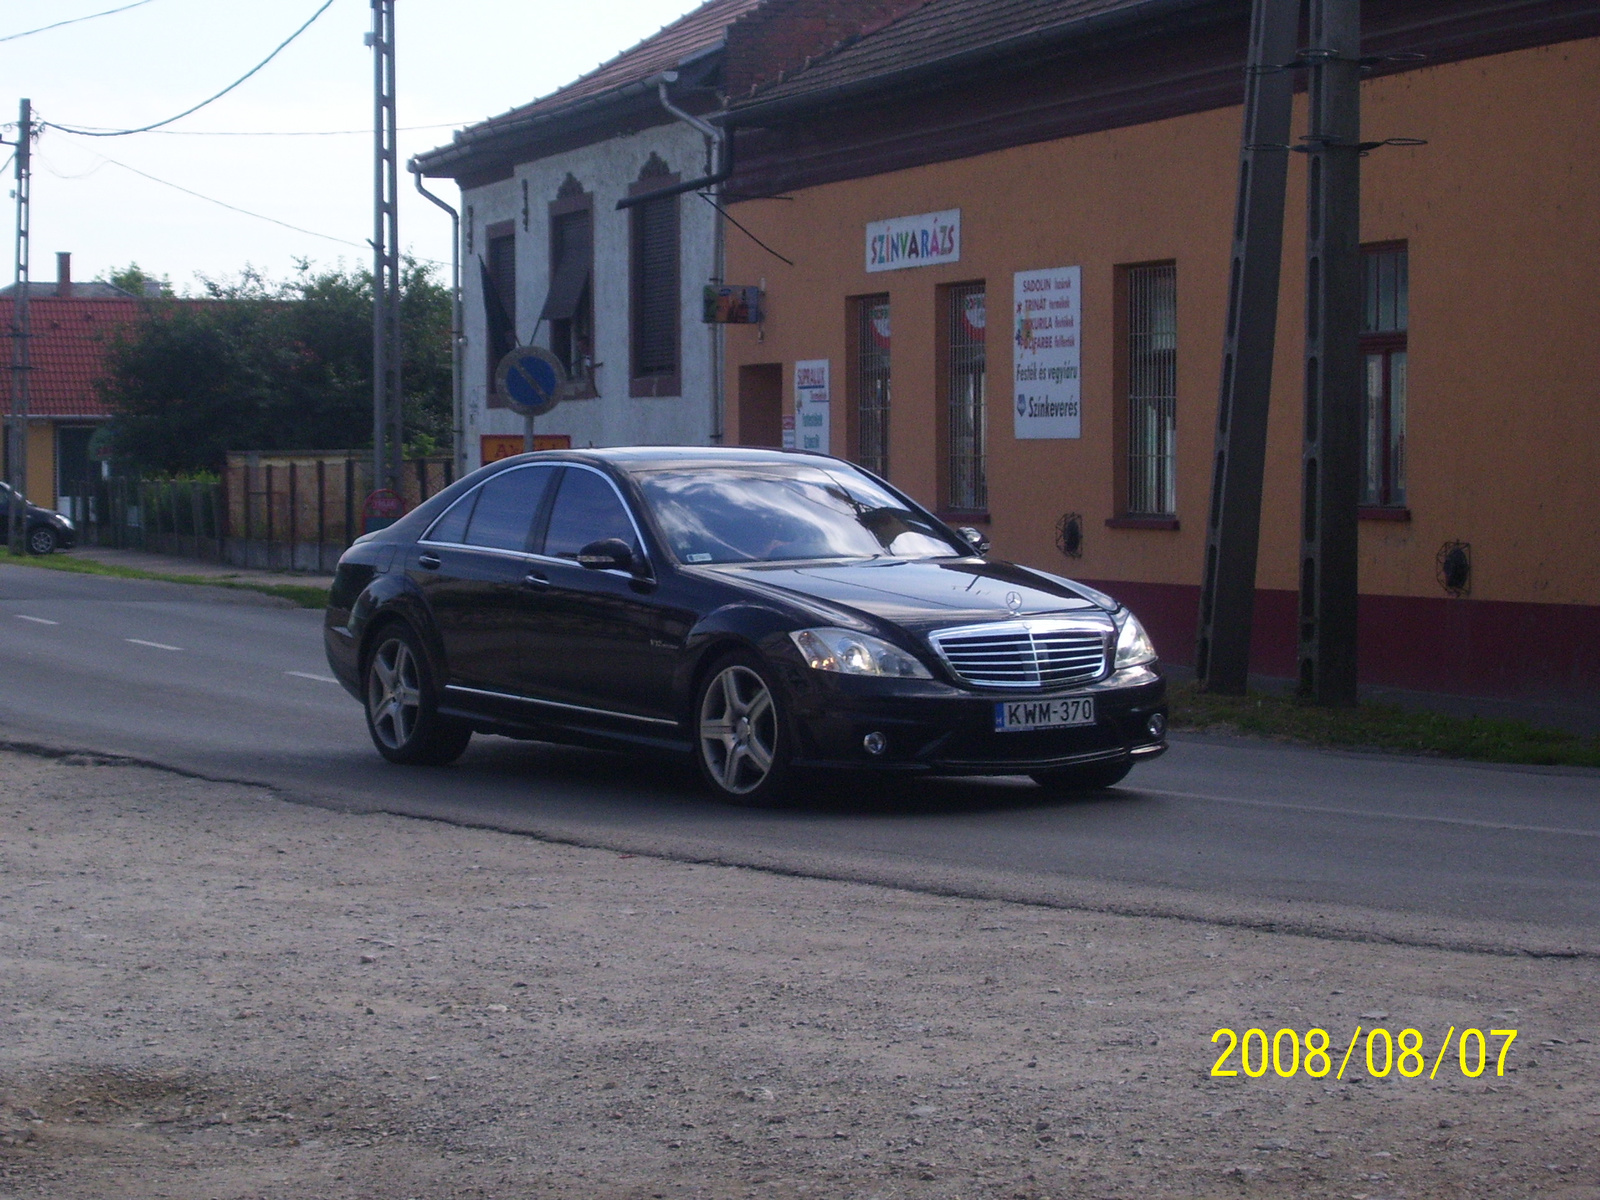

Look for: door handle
[417,552,442,570]
[522,571,549,588]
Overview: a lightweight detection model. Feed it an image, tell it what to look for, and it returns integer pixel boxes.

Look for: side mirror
[957,526,990,554]
[576,537,637,573]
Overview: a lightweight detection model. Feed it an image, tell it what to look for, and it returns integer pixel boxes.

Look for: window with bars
[854,295,891,478]
[1361,243,1407,509]
[631,192,679,394]
[944,283,987,512]
[1123,263,1177,517]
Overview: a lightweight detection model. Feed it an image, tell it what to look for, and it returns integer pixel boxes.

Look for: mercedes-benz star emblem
[1005,591,1023,611]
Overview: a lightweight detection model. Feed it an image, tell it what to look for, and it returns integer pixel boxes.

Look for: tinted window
[462,466,554,552]
[636,464,965,564]
[424,490,479,544]
[543,469,638,559]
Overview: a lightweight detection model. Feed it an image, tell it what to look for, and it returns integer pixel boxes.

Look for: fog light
[862,731,887,756]
[1146,712,1167,738]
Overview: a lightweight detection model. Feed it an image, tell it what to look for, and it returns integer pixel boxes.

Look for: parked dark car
[0,481,76,555]
[324,448,1166,803]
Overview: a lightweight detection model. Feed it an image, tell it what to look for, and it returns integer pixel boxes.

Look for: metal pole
[7,99,33,555]
[1195,0,1299,693]
[410,163,465,478]
[370,0,402,494]
[1297,0,1364,704]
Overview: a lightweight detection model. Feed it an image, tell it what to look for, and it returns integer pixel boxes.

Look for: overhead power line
[0,0,158,44]
[48,136,449,266]
[43,0,337,137]
[63,144,367,250]
[98,121,472,138]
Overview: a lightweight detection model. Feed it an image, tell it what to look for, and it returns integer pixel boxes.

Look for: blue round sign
[495,345,567,417]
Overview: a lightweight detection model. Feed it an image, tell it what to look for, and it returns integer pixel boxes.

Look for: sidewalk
[67,545,335,590]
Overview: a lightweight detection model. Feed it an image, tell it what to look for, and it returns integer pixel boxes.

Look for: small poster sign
[1012,266,1082,440]
[794,360,831,453]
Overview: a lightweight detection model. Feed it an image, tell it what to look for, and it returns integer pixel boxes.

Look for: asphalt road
[3,564,1597,948]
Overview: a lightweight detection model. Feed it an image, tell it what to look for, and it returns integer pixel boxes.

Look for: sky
[0,0,706,293]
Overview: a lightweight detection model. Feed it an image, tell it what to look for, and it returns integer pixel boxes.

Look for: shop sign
[794,359,831,453]
[865,209,960,273]
[1012,266,1082,440]
[481,433,571,464]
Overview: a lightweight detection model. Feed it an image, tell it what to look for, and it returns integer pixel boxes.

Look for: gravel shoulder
[1,749,1596,1199]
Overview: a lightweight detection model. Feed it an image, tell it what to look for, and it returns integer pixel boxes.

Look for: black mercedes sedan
[324,447,1166,803]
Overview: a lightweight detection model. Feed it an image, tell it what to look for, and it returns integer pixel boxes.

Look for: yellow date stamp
[1210,1026,1518,1080]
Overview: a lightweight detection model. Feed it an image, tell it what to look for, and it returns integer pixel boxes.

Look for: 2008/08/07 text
[1210,1026,1518,1081]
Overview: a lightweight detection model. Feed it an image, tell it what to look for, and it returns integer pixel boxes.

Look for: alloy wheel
[698,664,778,796]
[27,526,56,555]
[367,637,422,752]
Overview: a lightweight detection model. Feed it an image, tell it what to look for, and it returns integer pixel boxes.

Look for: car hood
[707,558,1108,629]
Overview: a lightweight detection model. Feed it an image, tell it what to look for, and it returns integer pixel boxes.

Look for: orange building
[715,0,1600,704]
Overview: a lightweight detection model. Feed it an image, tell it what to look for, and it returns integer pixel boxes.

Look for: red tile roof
[0,298,144,420]
[459,0,761,131]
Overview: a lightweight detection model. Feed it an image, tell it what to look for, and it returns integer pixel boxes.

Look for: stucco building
[713,0,1599,704]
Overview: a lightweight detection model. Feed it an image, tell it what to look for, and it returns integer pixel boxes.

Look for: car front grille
[927,620,1110,689]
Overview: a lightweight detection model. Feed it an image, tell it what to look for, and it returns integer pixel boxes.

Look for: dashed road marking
[126,638,182,651]
[14,614,59,625]
[286,670,339,684]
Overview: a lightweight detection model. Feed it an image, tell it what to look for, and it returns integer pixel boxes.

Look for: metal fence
[83,453,456,573]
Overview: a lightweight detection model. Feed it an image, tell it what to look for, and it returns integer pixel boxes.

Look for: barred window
[854,295,891,478]
[1361,243,1407,508]
[1124,263,1177,517]
[945,284,986,512]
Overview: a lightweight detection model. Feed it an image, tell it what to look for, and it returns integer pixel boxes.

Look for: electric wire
[130,121,472,137]
[62,143,367,250]
[42,0,337,137]
[697,191,794,267]
[0,0,158,44]
[51,139,448,266]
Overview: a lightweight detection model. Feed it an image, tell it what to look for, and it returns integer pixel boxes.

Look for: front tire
[695,651,792,805]
[1030,759,1133,793]
[364,625,472,766]
[26,524,57,555]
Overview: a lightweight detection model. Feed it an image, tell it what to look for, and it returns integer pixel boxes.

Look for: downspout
[618,74,734,443]
[409,162,467,478]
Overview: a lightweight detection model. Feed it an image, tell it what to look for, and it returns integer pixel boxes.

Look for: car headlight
[789,627,932,679]
[1113,608,1157,669]
[52,513,74,531]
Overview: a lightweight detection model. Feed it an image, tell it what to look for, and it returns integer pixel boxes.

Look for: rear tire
[695,650,793,806]
[363,624,472,766]
[26,524,57,555]
[1030,759,1133,793]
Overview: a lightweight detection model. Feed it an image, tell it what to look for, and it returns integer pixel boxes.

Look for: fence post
[288,462,299,572]
[242,465,253,569]
[316,459,327,571]
[265,465,275,570]
[344,456,355,548]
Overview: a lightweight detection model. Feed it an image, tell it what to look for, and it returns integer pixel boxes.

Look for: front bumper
[780,662,1167,775]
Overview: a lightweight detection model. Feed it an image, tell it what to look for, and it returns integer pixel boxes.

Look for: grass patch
[1169,681,1600,768]
[0,548,328,609]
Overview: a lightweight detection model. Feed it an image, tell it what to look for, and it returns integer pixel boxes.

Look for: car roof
[497,445,839,472]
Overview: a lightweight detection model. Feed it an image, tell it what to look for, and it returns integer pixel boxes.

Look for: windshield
[635,464,968,564]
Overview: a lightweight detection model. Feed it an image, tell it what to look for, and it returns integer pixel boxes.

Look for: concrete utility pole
[1296,0,1364,704]
[370,0,403,495]
[7,98,33,557]
[1195,0,1299,694]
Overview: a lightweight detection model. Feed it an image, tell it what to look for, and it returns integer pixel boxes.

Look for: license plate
[994,696,1095,732]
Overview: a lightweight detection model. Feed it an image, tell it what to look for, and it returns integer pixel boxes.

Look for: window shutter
[633,195,678,377]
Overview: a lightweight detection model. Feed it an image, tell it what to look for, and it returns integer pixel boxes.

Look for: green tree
[100,259,452,473]
[100,262,173,297]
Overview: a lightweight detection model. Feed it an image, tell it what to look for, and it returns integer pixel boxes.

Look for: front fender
[350,573,446,687]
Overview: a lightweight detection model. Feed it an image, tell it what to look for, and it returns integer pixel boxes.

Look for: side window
[462,466,554,552]
[424,490,479,544]
[542,469,638,560]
